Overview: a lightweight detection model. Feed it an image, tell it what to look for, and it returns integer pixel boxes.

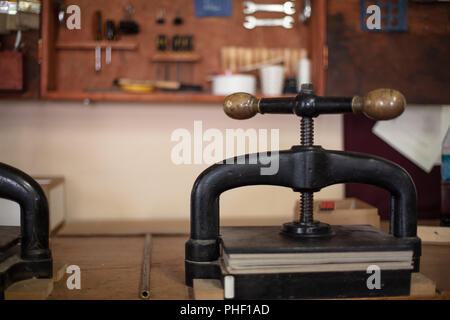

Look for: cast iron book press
[185,84,421,299]
[0,164,52,298]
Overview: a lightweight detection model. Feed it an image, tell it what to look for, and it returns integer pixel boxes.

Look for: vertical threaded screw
[300,117,314,146]
[298,116,315,225]
[300,192,314,225]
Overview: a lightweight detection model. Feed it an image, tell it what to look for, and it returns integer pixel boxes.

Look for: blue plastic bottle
[442,126,450,226]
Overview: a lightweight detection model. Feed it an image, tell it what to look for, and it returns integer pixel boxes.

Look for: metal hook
[299,0,311,24]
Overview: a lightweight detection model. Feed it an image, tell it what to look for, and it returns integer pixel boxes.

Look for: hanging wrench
[244,16,294,29]
[243,1,296,15]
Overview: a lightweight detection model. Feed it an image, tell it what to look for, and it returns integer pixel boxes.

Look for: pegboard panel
[41,0,327,100]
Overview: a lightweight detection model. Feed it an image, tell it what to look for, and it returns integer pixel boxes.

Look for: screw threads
[299,192,314,225]
[300,117,314,146]
[298,116,314,225]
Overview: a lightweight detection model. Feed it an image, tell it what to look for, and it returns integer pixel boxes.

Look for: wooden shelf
[151,52,201,63]
[55,41,138,51]
[42,90,295,103]
[43,90,227,103]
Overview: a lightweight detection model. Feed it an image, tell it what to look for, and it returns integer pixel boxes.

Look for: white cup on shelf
[259,65,285,96]
[212,73,256,95]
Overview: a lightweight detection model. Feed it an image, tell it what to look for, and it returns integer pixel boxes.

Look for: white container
[259,65,285,96]
[297,58,311,91]
[212,74,256,95]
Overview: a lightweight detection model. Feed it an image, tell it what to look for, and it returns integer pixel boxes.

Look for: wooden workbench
[48,235,190,300]
[47,221,450,300]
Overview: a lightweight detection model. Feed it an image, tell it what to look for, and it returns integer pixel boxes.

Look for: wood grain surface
[326,0,450,104]
[48,235,191,300]
[48,222,450,299]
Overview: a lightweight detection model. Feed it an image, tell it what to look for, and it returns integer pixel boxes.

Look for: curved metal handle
[186,148,418,263]
[0,163,51,260]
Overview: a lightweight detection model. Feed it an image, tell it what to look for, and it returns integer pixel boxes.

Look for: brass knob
[223,92,260,120]
[352,88,406,120]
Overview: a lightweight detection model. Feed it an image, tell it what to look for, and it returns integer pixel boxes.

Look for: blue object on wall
[195,0,232,17]
[360,0,408,32]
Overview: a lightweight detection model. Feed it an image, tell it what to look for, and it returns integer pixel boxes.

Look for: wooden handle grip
[223,92,260,119]
[352,89,406,120]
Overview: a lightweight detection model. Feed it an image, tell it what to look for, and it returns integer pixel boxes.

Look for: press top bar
[223,87,406,121]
